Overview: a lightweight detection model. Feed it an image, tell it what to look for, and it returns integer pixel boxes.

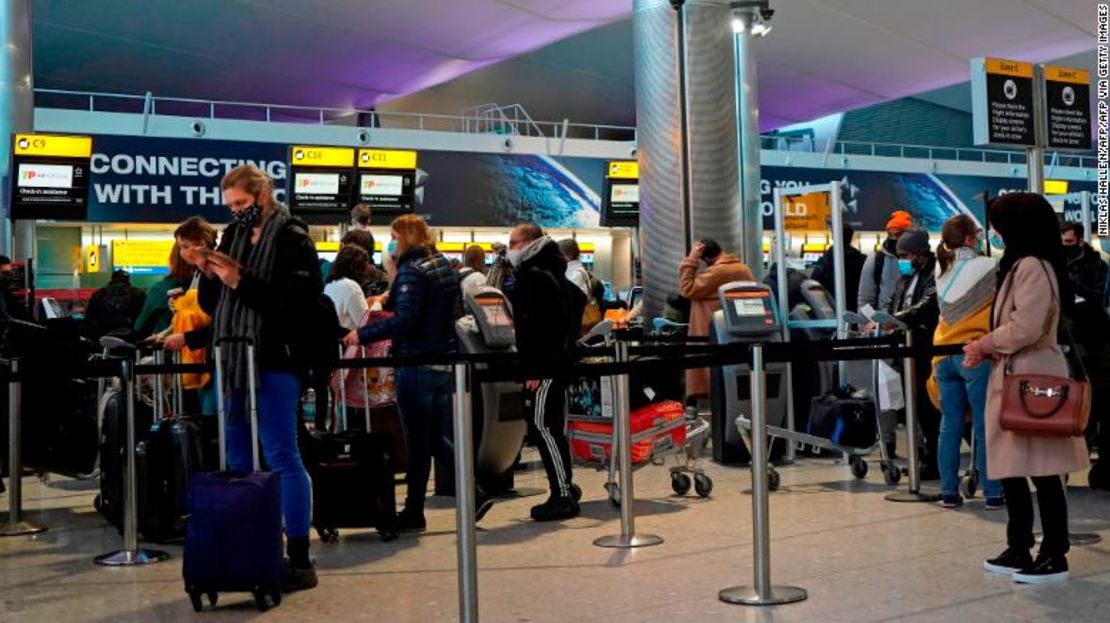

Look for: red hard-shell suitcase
[569,400,687,464]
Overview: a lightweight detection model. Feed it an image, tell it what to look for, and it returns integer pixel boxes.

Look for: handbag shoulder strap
[1000,258,1056,376]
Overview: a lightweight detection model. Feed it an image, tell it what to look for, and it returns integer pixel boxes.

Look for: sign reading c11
[9,133,93,221]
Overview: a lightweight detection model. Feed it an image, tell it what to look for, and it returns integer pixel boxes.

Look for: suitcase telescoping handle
[212,337,261,472]
[361,346,371,432]
[337,344,347,433]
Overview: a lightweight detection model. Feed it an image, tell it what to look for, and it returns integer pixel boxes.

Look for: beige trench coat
[678,254,755,397]
[979,258,1090,480]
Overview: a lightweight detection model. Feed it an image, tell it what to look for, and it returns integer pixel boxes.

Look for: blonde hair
[391,214,436,259]
[221,164,273,199]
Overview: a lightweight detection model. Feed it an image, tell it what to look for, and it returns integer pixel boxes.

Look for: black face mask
[1063,244,1081,259]
[233,203,263,229]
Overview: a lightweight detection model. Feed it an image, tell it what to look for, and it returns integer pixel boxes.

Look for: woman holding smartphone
[194,165,322,593]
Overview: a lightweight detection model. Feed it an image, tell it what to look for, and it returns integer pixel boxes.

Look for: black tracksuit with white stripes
[508,238,583,499]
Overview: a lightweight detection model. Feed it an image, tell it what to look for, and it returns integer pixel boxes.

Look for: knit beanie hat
[886,210,913,231]
[896,228,931,256]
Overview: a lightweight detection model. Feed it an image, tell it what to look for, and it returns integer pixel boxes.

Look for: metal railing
[35,89,1095,168]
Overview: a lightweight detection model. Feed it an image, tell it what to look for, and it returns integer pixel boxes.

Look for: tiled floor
[2,449,1109,622]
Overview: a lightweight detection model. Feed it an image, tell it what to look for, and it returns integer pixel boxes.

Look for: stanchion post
[594,341,663,549]
[720,344,807,606]
[453,363,479,623]
[94,359,169,565]
[0,359,47,537]
[885,332,938,503]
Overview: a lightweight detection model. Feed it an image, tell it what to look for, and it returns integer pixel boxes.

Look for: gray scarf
[214,202,292,390]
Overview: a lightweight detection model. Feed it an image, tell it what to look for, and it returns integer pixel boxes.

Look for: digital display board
[287,145,355,222]
[357,149,418,221]
[972,58,1036,147]
[10,134,93,221]
[602,161,639,227]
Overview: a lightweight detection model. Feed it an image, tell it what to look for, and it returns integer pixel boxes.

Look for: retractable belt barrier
[8,335,976,621]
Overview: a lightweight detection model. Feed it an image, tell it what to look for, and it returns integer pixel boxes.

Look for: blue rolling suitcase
[183,341,284,612]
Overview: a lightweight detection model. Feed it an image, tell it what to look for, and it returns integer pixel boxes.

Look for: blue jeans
[395,366,455,513]
[225,371,312,538]
[935,355,1001,498]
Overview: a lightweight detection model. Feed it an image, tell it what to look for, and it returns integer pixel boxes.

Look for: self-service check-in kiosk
[709,282,788,465]
[455,286,527,494]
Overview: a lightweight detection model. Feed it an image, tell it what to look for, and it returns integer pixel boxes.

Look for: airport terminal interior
[0,0,1107,621]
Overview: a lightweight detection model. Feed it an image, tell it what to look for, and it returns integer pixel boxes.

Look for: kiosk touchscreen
[709,282,788,465]
[455,286,526,493]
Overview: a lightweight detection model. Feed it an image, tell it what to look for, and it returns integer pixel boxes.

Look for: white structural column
[0,0,34,259]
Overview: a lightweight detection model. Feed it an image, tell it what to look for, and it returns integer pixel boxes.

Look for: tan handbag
[998,261,1091,437]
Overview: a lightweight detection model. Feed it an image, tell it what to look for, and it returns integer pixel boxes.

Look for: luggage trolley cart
[731,298,902,490]
[566,322,713,507]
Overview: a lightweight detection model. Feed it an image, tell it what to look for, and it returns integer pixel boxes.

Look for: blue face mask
[897,258,914,276]
[386,239,397,258]
[1100,239,1110,255]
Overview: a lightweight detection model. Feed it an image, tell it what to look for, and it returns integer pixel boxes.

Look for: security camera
[356,129,370,144]
[629,146,638,158]
[190,120,206,137]
[502,137,513,152]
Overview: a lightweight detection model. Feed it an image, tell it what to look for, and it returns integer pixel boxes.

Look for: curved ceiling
[31,0,630,108]
[33,0,1097,130]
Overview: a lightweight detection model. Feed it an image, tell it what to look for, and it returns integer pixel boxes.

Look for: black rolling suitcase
[95,386,152,532]
[183,340,284,612]
[137,415,205,542]
[301,397,398,543]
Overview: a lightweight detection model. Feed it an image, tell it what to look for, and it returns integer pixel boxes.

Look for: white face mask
[507,249,523,268]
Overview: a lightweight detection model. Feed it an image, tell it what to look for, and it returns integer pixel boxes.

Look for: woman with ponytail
[930,214,1003,509]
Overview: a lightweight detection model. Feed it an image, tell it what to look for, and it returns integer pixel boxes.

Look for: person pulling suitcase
[194,164,320,592]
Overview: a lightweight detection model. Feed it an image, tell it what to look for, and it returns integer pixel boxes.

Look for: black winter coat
[198,212,323,373]
[507,239,582,356]
[810,245,867,312]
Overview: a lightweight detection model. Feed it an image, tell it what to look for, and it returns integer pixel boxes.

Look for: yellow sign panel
[290,145,355,168]
[783,191,832,232]
[14,133,93,158]
[358,149,418,170]
[85,245,101,272]
[985,58,1034,79]
[1044,66,1089,85]
[1044,180,1069,195]
[112,240,174,269]
[315,241,341,252]
[607,161,639,180]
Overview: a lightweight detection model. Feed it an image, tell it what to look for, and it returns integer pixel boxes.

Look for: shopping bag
[877,360,905,411]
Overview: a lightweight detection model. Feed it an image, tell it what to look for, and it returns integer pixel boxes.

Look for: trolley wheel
[883,463,901,486]
[768,468,781,492]
[694,473,713,498]
[960,473,979,499]
[380,528,399,543]
[570,483,582,502]
[671,472,692,496]
[850,457,869,480]
[253,591,270,612]
[317,527,339,543]
[207,592,218,607]
[607,483,621,509]
[189,592,203,613]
